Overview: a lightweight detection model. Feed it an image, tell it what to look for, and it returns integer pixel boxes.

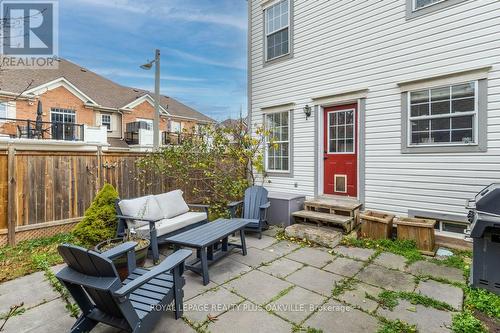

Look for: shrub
[73,184,119,246]
[452,311,487,333]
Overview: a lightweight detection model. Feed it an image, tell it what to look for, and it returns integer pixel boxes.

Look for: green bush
[73,184,119,246]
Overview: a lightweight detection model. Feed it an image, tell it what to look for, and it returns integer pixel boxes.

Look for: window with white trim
[170,121,182,133]
[408,81,477,146]
[265,111,290,172]
[413,0,446,10]
[265,0,290,61]
[0,102,7,120]
[101,114,111,131]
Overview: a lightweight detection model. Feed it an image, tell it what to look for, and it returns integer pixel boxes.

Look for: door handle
[323,156,328,161]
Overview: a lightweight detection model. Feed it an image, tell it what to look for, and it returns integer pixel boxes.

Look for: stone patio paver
[373,252,407,271]
[0,271,59,315]
[286,266,343,296]
[205,257,252,284]
[229,247,279,268]
[245,235,277,249]
[333,246,376,261]
[1,298,75,333]
[259,257,303,278]
[151,312,196,333]
[262,227,280,237]
[184,287,243,323]
[336,281,382,313]
[183,271,218,300]
[224,270,293,305]
[407,261,465,283]
[305,301,380,333]
[268,286,326,324]
[263,240,299,256]
[207,301,292,333]
[378,299,454,333]
[357,264,416,292]
[323,256,365,277]
[415,279,464,310]
[285,246,334,268]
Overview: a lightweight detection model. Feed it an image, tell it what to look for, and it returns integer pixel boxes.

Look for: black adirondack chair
[227,185,271,239]
[55,242,191,333]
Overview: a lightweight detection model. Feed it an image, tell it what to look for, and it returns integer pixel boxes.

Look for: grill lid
[469,212,500,238]
[467,183,500,216]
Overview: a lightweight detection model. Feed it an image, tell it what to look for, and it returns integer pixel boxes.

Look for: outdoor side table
[165,218,250,285]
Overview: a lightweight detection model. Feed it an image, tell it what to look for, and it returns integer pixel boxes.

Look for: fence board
[0,154,7,230]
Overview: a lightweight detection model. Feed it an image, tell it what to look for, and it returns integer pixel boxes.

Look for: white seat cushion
[154,190,190,219]
[135,212,207,238]
[118,195,163,229]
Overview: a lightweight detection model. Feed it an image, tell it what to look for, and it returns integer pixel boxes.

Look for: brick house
[0,58,214,150]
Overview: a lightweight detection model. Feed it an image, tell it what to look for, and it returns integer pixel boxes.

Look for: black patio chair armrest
[188,204,210,216]
[116,215,162,223]
[227,201,243,218]
[113,249,192,298]
[56,267,118,291]
[100,241,137,260]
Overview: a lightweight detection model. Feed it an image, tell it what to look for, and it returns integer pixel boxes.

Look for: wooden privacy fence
[0,147,217,247]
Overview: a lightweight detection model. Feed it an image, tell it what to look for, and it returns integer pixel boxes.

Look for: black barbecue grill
[466,183,500,295]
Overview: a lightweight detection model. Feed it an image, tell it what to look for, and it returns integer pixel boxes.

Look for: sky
[59,0,248,121]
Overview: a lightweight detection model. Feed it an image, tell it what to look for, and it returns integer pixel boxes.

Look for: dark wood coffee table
[165,218,250,285]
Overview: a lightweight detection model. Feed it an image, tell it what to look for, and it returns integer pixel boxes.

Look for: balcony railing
[162,131,202,145]
[0,118,85,141]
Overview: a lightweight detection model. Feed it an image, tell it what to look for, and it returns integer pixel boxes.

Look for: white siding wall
[250,0,500,216]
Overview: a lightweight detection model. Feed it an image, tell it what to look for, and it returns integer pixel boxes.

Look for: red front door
[323,104,358,197]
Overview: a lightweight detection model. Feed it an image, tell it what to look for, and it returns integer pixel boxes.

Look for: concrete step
[292,210,353,226]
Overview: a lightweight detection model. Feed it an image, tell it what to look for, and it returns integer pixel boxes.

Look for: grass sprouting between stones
[451,311,488,333]
[374,290,454,312]
[377,319,417,333]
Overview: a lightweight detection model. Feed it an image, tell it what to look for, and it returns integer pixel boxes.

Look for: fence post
[7,145,16,246]
[96,145,103,190]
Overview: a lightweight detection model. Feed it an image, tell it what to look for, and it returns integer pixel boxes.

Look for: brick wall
[15,86,95,125]
[124,101,199,133]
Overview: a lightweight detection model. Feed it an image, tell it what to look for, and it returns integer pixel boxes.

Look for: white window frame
[412,0,447,11]
[326,109,356,154]
[0,102,8,122]
[50,108,77,123]
[407,81,479,148]
[170,120,182,133]
[264,0,291,62]
[264,110,291,173]
[101,114,112,131]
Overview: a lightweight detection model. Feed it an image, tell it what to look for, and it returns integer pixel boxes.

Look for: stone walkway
[0,230,465,333]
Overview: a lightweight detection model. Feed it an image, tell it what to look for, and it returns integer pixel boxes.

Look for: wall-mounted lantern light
[303,105,312,120]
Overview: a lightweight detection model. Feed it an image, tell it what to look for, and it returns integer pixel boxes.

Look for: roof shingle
[0,58,214,122]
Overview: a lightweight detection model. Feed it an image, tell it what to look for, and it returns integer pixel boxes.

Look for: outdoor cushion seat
[135,212,207,238]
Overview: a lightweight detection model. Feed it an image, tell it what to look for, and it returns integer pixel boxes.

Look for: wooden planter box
[360,210,395,240]
[396,217,437,256]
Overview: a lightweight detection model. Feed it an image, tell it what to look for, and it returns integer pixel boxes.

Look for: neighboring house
[248,0,500,238]
[0,58,214,150]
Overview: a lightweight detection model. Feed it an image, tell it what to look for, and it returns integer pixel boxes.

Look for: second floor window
[265,0,290,61]
[413,0,445,10]
[408,82,477,146]
[101,114,111,130]
[0,102,7,120]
